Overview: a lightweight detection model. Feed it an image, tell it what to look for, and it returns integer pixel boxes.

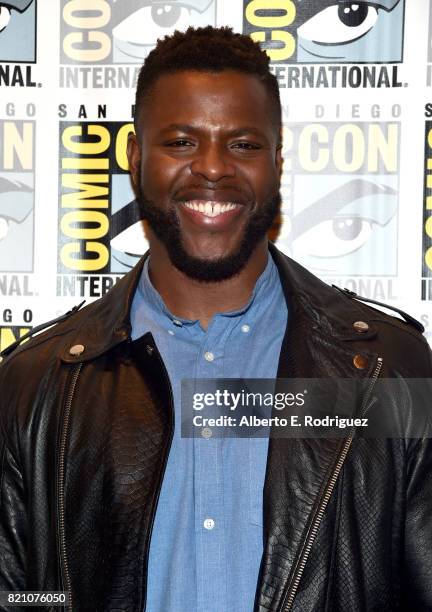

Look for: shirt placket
[193,319,228,612]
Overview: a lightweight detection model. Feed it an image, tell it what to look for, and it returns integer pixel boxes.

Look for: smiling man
[1,26,432,612]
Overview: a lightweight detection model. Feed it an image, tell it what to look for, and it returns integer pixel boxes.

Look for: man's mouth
[182,200,241,218]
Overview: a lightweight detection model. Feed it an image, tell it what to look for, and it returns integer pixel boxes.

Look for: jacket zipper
[140,346,175,612]
[280,356,384,612]
[58,363,82,612]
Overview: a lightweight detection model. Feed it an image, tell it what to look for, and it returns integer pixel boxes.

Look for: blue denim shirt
[130,251,288,612]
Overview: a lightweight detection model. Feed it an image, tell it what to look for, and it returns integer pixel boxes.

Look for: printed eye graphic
[0,177,34,242]
[298,3,379,45]
[0,216,9,240]
[114,3,202,46]
[294,215,376,258]
[151,3,188,28]
[0,6,11,33]
[285,179,397,262]
[110,197,147,271]
[112,1,214,61]
[0,212,32,243]
[333,217,364,240]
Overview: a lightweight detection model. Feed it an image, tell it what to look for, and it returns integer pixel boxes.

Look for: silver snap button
[203,518,215,530]
[168,330,175,336]
[69,344,85,356]
[241,324,250,333]
[146,345,154,356]
[173,319,183,327]
[353,321,369,333]
[204,351,214,362]
[202,427,212,439]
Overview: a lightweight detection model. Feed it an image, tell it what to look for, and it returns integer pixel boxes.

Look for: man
[0,26,431,612]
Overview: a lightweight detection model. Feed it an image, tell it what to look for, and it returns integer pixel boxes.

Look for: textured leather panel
[257,318,372,612]
[293,439,402,612]
[65,339,173,611]
[0,442,27,591]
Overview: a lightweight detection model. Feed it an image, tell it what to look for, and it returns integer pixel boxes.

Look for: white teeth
[183,201,239,217]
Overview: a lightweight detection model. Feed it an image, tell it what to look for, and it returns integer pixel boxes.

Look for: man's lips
[173,187,251,227]
[174,188,250,206]
[177,198,245,227]
[182,199,241,218]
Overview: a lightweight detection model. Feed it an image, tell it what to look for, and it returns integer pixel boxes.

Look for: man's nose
[189,143,235,181]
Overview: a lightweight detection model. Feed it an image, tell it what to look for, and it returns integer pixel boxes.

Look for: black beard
[136,183,281,282]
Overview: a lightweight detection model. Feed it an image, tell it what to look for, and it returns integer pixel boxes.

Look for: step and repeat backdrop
[0,0,431,350]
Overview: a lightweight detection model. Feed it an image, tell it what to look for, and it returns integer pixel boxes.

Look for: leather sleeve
[403,434,432,608]
[402,339,432,610]
[0,377,27,596]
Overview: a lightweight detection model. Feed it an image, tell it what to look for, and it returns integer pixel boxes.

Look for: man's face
[127,70,282,282]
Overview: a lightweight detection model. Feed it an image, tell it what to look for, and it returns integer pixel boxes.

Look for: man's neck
[147,240,269,330]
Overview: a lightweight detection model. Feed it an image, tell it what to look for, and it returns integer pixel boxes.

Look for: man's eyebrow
[160,124,199,134]
[228,127,269,138]
[160,124,268,138]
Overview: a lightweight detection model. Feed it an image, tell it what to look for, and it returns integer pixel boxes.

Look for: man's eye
[0,6,11,33]
[232,142,260,150]
[297,3,379,45]
[166,140,193,147]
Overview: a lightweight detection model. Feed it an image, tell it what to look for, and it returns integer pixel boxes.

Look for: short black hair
[134,25,281,139]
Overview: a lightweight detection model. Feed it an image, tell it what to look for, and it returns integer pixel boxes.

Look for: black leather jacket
[1,244,432,611]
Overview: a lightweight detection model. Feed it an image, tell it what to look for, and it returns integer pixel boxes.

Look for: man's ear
[275,144,283,178]
[127,132,141,191]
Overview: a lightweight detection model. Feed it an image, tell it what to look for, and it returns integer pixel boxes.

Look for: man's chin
[180,246,237,266]
[167,243,254,283]
[171,251,245,283]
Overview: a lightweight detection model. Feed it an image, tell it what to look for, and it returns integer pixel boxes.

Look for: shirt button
[203,518,215,530]
[172,319,183,327]
[204,351,215,362]
[241,324,250,333]
[201,427,212,439]
[168,330,175,336]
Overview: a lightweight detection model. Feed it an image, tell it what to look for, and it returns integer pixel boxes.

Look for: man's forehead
[146,72,269,118]
[153,69,263,88]
[148,70,268,104]
[137,71,278,139]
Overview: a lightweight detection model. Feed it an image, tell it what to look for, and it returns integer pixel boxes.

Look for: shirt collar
[137,251,278,326]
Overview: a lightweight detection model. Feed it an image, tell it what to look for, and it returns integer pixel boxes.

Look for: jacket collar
[60,253,147,363]
[268,243,378,344]
[60,242,378,363]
